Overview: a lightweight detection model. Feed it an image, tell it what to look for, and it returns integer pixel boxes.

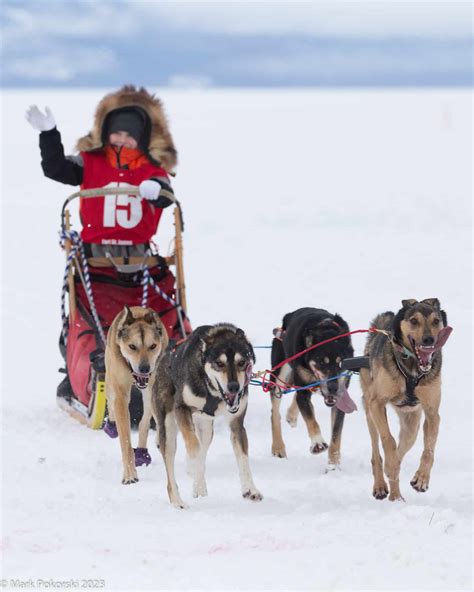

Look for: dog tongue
[435,326,453,349]
[133,373,149,390]
[226,392,237,405]
[335,386,358,414]
[417,326,453,366]
[417,348,434,366]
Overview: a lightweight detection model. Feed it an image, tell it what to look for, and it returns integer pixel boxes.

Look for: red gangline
[257,327,376,394]
[270,327,376,373]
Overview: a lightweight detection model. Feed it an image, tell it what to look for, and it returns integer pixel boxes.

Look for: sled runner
[57,187,192,428]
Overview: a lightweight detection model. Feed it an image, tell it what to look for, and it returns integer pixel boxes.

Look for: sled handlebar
[61,186,178,231]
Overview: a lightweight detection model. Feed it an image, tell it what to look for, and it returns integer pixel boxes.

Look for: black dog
[270,308,355,469]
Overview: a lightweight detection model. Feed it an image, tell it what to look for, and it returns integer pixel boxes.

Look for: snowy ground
[1,88,472,591]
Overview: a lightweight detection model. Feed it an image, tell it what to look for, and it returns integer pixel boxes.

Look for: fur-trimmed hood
[76,85,177,172]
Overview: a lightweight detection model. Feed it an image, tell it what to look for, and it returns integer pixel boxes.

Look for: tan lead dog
[105,306,168,484]
[360,298,452,502]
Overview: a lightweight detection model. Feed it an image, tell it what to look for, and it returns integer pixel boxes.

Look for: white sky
[3,0,472,42]
[141,0,473,37]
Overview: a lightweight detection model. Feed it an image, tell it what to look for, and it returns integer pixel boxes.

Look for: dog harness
[393,357,426,407]
[390,330,451,407]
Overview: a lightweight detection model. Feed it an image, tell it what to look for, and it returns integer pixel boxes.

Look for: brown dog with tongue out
[360,298,452,502]
[105,306,168,484]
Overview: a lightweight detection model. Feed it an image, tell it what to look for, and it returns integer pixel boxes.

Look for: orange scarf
[104,144,150,170]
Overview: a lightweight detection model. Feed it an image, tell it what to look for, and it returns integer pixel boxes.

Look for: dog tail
[281,311,294,331]
[371,311,394,331]
[271,335,286,371]
[365,311,394,355]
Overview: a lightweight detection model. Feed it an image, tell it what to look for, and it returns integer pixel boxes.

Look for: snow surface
[1,88,472,591]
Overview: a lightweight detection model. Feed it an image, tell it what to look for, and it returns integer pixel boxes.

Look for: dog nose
[139,362,151,374]
[422,336,435,346]
[227,381,240,394]
[327,380,339,394]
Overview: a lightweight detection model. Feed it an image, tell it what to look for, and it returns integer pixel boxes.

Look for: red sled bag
[66,262,191,407]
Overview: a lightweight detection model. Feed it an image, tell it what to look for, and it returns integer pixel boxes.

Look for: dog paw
[171,497,188,509]
[192,481,208,498]
[309,439,328,455]
[243,489,263,502]
[122,465,139,485]
[372,483,389,500]
[134,447,152,467]
[410,472,430,492]
[389,493,406,502]
[271,445,287,459]
[103,419,118,439]
[122,476,139,485]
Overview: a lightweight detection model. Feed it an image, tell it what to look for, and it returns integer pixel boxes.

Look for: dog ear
[402,299,418,309]
[235,328,255,363]
[421,298,440,309]
[144,311,165,338]
[441,309,448,326]
[392,307,405,342]
[333,314,349,332]
[143,310,158,325]
[122,305,135,326]
[247,343,256,364]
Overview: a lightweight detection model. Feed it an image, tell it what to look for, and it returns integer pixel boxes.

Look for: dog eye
[432,318,440,326]
[129,344,137,350]
[149,343,157,350]
[215,361,225,369]
[409,318,419,326]
[237,359,246,368]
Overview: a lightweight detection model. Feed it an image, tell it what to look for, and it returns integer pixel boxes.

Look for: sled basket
[57,187,192,428]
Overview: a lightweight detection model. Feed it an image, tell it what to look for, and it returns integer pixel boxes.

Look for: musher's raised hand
[26,105,56,132]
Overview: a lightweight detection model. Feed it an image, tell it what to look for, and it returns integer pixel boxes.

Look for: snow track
[1,88,472,591]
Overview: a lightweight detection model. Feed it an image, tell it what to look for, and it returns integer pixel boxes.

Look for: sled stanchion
[174,205,187,314]
[63,209,78,319]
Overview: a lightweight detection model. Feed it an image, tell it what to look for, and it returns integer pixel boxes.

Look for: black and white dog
[152,323,262,508]
[270,308,356,469]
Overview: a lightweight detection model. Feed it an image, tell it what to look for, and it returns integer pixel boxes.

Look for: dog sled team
[27,86,453,508]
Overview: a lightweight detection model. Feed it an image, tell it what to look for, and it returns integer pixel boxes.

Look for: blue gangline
[250,372,351,395]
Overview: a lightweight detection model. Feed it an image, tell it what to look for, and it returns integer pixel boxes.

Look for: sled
[57,186,192,429]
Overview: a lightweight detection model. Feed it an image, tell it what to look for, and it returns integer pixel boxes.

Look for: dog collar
[199,374,219,416]
[390,337,417,361]
[202,394,220,416]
